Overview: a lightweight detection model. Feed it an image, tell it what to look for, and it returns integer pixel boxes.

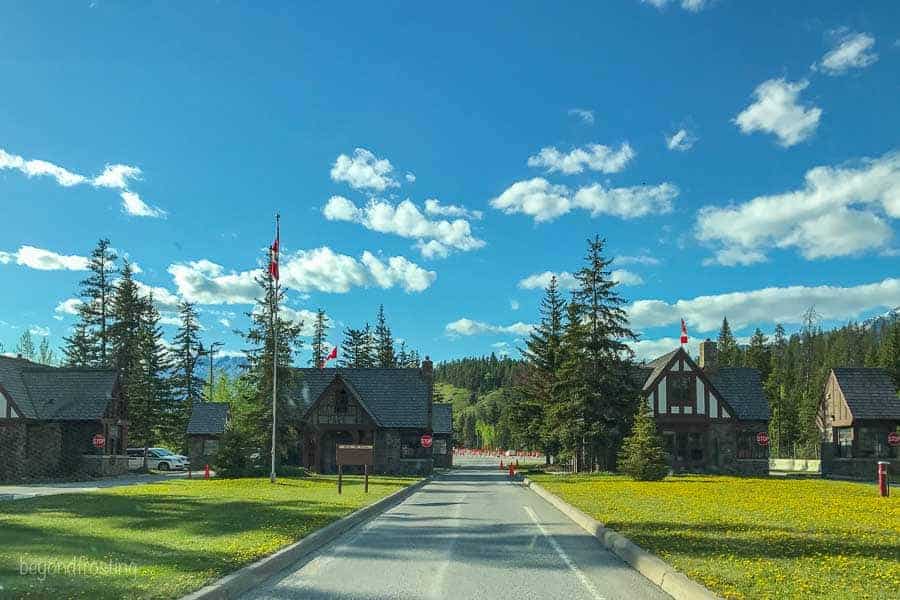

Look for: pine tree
[878,322,900,388]
[71,239,117,366]
[38,337,55,365]
[361,322,376,367]
[140,295,177,448]
[310,308,329,367]
[744,328,770,380]
[16,331,35,360]
[618,401,668,481]
[396,341,410,368]
[374,305,396,368]
[63,322,93,366]
[717,317,740,366]
[171,301,204,438]
[340,327,366,367]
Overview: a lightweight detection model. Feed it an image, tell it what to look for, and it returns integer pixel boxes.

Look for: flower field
[0,473,414,599]
[529,473,900,599]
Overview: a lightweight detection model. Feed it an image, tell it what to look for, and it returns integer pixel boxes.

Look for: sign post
[336,444,374,494]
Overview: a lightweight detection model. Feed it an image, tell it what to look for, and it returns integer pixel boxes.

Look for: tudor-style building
[295,358,437,476]
[186,402,230,468]
[0,355,126,481]
[638,340,770,475]
[819,367,899,460]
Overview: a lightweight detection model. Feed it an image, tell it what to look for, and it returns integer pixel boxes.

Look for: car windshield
[153,449,174,456]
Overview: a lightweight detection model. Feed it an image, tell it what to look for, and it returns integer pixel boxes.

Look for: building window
[203,439,219,456]
[667,375,694,407]
[335,390,349,414]
[836,427,853,458]
[737,430,769,459]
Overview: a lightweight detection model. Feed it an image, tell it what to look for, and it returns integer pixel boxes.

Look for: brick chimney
[421,355,433,380]
[421,355,434,433]
[699,339,717,372]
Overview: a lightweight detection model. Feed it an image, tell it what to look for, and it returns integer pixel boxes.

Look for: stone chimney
[422,355,434,433]
[421,355,433,380]
[699,339,717,372]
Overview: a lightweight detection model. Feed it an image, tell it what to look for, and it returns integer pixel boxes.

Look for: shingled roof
[832,368,900,420]
[707,367,770,421]
[187,402,230,435]
[0,356,118,420]
[295,368,432,428]
[433,403,453,434]
[641,349,680,391]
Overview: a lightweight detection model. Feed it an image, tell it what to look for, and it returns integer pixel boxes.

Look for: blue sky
[1,1,898,364]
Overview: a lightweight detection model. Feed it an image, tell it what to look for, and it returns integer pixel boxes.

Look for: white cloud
[568,108,595,124]
[134,281,182,309]
[611,269,645,286]
[573,182,677,219]
[642,0,711,12]
[55,298,83,316]
[168,260,260,305]
[817,31,878,75]
[157,313,183,327]
[518,269,642,290]
[527,143,635,175]
[696,152,900,264]
[631,337,701,362]
[323,196,485,258]
[490,178,571,223]
[666,128,697,152]
[734,78,822,147]
[0,246,89,271]
[256,306,319,337]
[445,318,534,337]
[92,164,141,190]
[423,199,483,220]
[0,148,86,186]
[510,299,520,311]
[405,172,416,183]
[330,148,399,191]
[360,251,436,292]
[219,318,232,328]
[616,254,661,266]
[120,191,166,218]
[29,325,50,337]
[627,277,900,333]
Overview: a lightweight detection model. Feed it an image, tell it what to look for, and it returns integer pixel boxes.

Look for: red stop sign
[421,433,433,449]
[756,432,769,446]
[888,432,900,447]
[92,434,106,449]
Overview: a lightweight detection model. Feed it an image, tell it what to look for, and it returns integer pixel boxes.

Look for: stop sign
[421,433,433,448]
[92,434,106,449]
[756,432,769,446]
[888,432,900,447]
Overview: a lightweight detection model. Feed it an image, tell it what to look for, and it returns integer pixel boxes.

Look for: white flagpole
[270,213,280,484]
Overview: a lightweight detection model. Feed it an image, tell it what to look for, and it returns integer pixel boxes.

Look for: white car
[127,448,189,471]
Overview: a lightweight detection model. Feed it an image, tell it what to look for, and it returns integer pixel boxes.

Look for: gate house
[638,340,770,475]
[296,358,437,476]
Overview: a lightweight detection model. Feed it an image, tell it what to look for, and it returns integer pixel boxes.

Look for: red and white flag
[269,216,280,281]
[319,346,337,369]
[680,318,688,345]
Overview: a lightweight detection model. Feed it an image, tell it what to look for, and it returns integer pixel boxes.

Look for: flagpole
[270,213,280,484]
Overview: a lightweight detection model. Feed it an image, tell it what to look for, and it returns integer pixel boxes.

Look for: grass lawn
[0,473,415,599]
[529,473,900,600]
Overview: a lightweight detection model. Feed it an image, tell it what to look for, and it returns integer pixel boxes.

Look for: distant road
[242,466,669,600]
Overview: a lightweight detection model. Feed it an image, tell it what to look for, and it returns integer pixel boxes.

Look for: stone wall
[0,422,27,482]
[81,455,129,477]
[822,443,896,480]
[373,429,434,475]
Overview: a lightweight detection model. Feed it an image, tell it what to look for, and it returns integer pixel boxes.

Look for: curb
[180,476,432,600]
[522,477,721,600]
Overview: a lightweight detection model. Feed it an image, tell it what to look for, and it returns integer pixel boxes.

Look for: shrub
[214,428,266,478]
[618,402,668,481]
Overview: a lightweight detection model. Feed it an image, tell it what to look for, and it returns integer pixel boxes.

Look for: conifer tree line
[336,304,422,368]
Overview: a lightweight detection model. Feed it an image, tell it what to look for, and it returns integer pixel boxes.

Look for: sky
[1,1,898,364]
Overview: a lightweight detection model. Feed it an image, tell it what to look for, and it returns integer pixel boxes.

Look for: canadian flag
[320,346,338,369]
[269,217,280,281]
[680,318,688,345]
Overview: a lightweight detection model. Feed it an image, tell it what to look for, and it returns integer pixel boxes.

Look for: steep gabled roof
[0,356,117,420]
[295,367,431,428]
[187,402,230,435]
[707,367,770,421]
[832,368,900,420]
[433,403,453,434]
[641,349,681,391]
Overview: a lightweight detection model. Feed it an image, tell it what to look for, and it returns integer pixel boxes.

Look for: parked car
[127,448,189,471]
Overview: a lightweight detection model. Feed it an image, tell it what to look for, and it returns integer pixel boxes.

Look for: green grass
[0,474,415,599]
[529,473,900,599]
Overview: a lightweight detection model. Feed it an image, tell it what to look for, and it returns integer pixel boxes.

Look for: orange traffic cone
[499,459,504,470]
[509,463,515,478]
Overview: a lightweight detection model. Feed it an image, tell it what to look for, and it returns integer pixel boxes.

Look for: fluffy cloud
[734,79,822,147]
[330,148,399,191]
[627,277,900,333]
[527,143,635,175]
[134,281,182,309]
[642,0,711,12]
[168,260,260,305]
[54,298,83,316]
[0,246,89,271]
[518,269,642,290]
[29,325,50,337]
[445,318,533,337]
[423,199,483,220]
[405,172,416,183]
[0,148,165,217]
[568,108,595,124]
[696,152,900,264]
[631,337,701,362]
[666,128,697,152]
[616,254,661,266]
[323,196,485,259]
[817,31,878,75]
[491,178,677,223]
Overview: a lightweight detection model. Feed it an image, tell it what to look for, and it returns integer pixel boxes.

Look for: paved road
[0,471,195,501]
[242,466,670,600]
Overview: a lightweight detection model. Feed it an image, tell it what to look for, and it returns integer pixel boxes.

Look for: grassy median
[529,472,899,599]
[0,474,414,599]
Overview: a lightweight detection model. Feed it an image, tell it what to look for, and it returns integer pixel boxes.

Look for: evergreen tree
[340,327,367,367]
[310,308,329,367]
[74,239,118,366]
[171,301,204,438]
[140,294,177,448]
[717,317,741,366]
[63,322,93,367]
[396,341,410,368]
[361,322,377,367]
[374,305,396,368]
[744,328,770,380]
[16,331,35,360]
[878,322,900,388]
[38,337,55,365]
[618,401,668,481]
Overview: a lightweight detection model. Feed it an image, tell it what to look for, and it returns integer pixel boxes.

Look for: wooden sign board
[337,444,374,466]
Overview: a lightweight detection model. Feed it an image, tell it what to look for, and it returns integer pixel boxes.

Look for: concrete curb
[522,477,721,600]
[180,476,432,600]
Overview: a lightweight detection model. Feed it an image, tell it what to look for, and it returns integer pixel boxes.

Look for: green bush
[213,428,266,478]
[618,402,668,481]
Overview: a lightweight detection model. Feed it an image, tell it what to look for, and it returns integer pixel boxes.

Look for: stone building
[186,402,229,468]
[432,403,453,468]
[637,341,770,475]
[295,358,437,475]
[0,355,125,482]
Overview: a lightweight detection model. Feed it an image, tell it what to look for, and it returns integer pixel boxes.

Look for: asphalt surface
[241,463,670,600]
[0,471,195,501]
